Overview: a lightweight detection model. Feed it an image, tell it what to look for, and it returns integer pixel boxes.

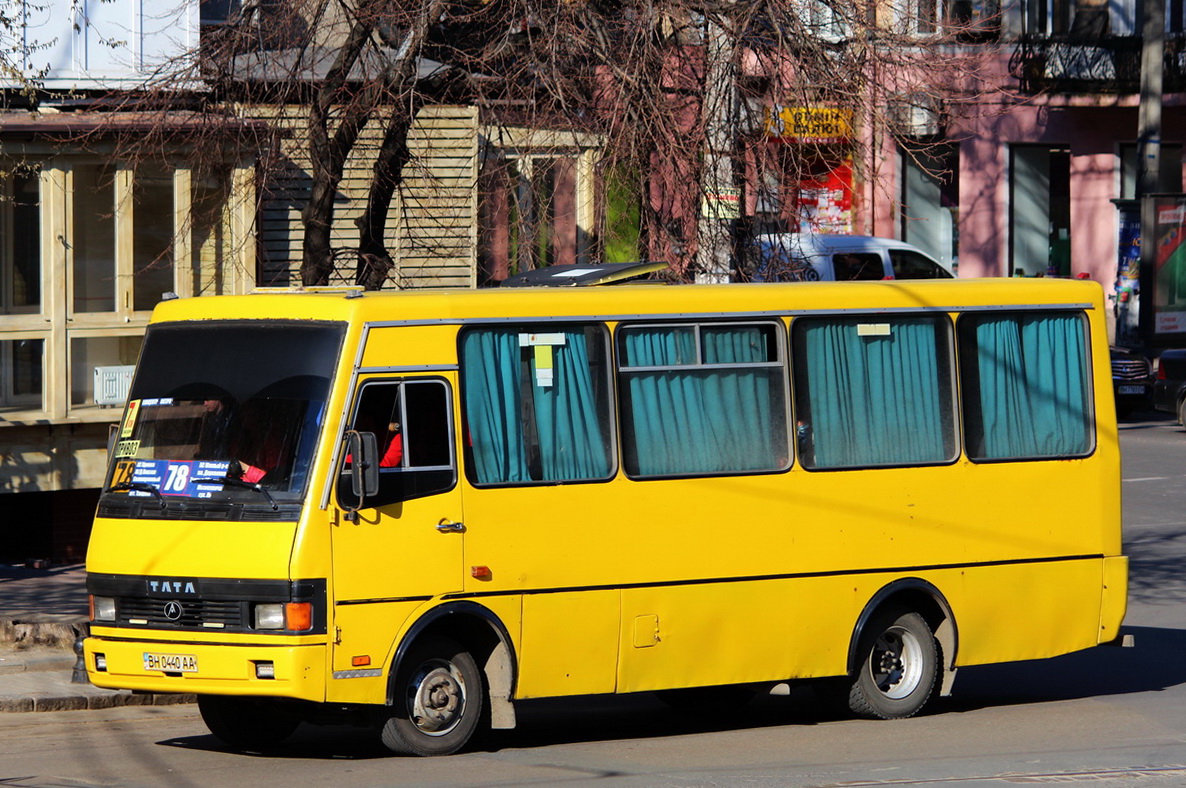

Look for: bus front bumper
[84,636,327,702]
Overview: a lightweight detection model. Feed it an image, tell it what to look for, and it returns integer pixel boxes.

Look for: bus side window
[337,379,457,509]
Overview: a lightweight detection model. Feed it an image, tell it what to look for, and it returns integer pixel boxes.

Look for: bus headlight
[253,603,286,630]
[91,595,116,622]
[254,602,313,631]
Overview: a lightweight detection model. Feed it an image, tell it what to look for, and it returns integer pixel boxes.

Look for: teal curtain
[462,328,610,484]
[971,314,1089,459]
[800,319,949,468]
[462,330,530,484]
[621,325,783,476]
[533,331,611,480]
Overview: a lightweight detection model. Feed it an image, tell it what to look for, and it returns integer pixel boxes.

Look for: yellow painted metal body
[84,279,1126,710]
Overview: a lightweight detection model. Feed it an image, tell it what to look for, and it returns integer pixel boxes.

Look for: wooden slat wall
[395,105,478,289]
[253,104,478,290]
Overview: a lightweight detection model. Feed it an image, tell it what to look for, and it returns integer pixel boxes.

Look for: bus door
[329,376,462,688]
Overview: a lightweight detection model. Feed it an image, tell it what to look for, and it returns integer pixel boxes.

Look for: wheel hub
[410,664,465,735]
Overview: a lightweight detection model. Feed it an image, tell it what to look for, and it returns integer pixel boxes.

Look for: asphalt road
[2,412,1185,788]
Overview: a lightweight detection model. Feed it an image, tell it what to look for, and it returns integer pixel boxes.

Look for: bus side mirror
[344,430,380,509]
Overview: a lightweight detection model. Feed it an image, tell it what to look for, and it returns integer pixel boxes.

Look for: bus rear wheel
[848,607,937,720]
[380,635,484,757]
[198,695,300,751]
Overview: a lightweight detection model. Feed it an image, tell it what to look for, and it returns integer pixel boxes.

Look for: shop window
[1119,144,1183,199]
[1,338,44,411]
[901,143,958,273]
[1010,145,1070,277]
[2,167,41,315]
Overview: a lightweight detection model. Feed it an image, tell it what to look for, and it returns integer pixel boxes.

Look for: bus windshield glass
[100,321,345,521]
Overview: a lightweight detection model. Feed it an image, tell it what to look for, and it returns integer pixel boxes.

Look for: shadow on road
[157,624,1186,758]
[949,625,1186,708]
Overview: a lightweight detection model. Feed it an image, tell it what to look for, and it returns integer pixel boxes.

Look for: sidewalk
[0,563,193,712]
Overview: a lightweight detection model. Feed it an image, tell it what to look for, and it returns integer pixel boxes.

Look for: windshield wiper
[104,481,166,509]
[194,475,279,511]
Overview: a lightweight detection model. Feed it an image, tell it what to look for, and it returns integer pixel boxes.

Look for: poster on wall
[1152,196,1186,336]
[797,161,853,234]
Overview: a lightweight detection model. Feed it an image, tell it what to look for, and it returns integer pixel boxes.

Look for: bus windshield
[99,320,345,521]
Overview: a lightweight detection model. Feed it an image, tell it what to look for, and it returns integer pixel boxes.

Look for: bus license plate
[143,652,198,673]
[1119,385,1146,395]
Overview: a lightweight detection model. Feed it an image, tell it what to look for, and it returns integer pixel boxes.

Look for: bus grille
[116,597,246,629]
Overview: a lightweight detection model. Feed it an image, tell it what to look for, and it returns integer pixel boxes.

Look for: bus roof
[151,278,1105,326]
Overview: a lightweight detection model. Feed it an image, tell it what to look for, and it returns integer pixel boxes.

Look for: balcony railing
[1009,33,1186,94]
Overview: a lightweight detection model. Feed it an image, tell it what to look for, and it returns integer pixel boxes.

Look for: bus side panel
[326,600,424,704]
[360,325,461,368]
[516,590,619,698]
[948,557,1103,667]
[1099,555,1128,643]
[616,576,856,694]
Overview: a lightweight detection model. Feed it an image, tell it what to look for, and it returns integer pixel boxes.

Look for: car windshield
[99,320,345,521]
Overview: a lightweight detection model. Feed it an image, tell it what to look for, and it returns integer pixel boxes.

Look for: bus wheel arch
[384,601,518,752]
[846,580,959,715]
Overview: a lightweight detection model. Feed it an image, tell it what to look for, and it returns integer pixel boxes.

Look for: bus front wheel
[198,695,300,751]
[848,607,938,720]
[380,635,484,756]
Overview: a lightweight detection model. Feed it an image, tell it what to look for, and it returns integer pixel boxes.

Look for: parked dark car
[1111,346,1153,416]
[1153,349,1186,426]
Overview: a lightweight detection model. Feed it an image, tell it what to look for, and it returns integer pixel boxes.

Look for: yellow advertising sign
[764,106,852,143]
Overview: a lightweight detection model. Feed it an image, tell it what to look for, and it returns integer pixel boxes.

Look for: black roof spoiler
[498,261,668,287]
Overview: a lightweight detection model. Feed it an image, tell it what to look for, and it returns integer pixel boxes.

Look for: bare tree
[70,0,998,287]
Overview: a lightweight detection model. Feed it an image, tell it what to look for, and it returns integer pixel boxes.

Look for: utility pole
[696,9,739,284]
[1134,0,1165,344]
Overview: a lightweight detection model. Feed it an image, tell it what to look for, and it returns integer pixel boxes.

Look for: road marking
[1124,476,1172,482]
[821,765,1186,785]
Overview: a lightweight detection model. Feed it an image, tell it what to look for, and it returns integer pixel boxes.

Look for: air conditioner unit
[94,365,136,407]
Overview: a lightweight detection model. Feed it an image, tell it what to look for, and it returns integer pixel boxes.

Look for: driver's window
[338,378,456,508]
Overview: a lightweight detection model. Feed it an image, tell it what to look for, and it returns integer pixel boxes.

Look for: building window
[72,164,117,314]
[70,336,142,407]
[133,169,176,310]
[2,167,41,315]
[0,338,44,411]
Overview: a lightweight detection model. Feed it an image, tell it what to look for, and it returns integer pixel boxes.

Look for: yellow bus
[84,277,1127,756]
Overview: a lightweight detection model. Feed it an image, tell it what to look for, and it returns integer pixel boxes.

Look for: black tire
[847,607,938,720]
[380,635,484,757]
[1178,397,1186,428]
[655,685,754,716]
[198,695,300,750]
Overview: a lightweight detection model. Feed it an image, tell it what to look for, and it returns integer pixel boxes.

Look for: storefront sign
[701,187,740,220]
[764,107,852,143]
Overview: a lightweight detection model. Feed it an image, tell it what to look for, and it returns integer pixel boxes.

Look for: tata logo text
[146,580,198,595]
